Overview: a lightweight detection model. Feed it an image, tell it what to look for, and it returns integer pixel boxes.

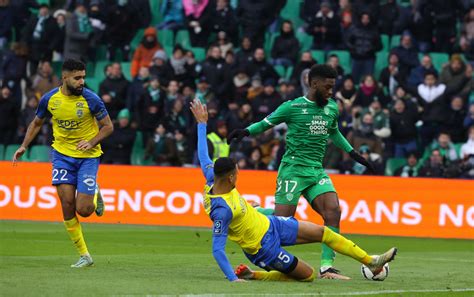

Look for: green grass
[0,221,473,297]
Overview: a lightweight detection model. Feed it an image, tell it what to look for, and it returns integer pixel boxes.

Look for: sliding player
[190,99,396,282]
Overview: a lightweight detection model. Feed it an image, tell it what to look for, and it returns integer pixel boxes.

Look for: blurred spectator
[88,3,106,60]
[439,54,473,98]
[379,52,402,96]
[425,132,459,162]
[195,76,215,104]
[351,112,383,156]
[231,68,250,105]
[131,27,162,78]
[101,108,135,165]
[427,0,463,53]
[335,75,357,109]
[366,100,391,140]
[149,49,173,87]
[237,0,279,48]
[326,54,344,89]
[183,0,212,47]
[0,42,28,109]
[207,120,230,161]
[271,20,300,67]
[235,36,253,69]
[391,32,419,80]
[216,31,233,58]
[182,50,199,87]
[17,95,38,144]
[419,149,446,178]
[105,0,140,62]
[0,0,14,49]
[441,96,467,143]
[201,45,232,107]
[165,80,185,107]
[98,62,129,119]
[247,146,267,170]
[300,0,322,25]
[251,79,282,121]
[22,4,58,74]
[460,126,474,178]
[212,0,238,44]
[164,99,189,133]
[135,77,166,140]
[227,103,253,132]
[390,99,419,158]
[224,50,236,73]
[353,75,387,108]
[417,71,446,147]
[346,13,382,84]
[174,129,190,165]
[26,61,60,99]
[394,152,421,177]
[290,51,316,82]
[409,0,433,53]
[0,87,18,145]
[378,0,399,36]
[246,74,264,102]
[406,54,438,89]
[127,66,150,112]
[53,9,67,60]
[278,80,297,101]
[307,1,341,50]
[352,0,379,21]
[297,68,310,97]
[247,48,279,84]
[157,0,185,31]
[465,104,474,129]
[145,123,180,166]
[64,4,92,61]
[340,7,353,41]
[168,45,190,85]
[339,145,384,175]
[460,8,474,64]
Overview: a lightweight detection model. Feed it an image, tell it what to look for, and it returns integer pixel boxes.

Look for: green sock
[255,207,274,215]
[320,226,339,268]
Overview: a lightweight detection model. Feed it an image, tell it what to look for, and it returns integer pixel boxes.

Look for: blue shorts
[51,149,100,195]
[245,216,299,273]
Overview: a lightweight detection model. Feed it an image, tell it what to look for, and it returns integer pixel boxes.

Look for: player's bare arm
[13,116,45,164]
[77,115,114,151]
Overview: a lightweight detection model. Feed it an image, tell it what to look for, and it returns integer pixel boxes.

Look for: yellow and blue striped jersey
[36,87,108,158]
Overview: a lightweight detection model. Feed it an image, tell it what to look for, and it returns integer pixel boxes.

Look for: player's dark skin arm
[77,115,114,151]
[12,116,45,164]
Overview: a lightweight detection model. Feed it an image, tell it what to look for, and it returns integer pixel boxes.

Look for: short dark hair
[62,59,85,72]
[308,64,337,85]
[214,157,236,177]
[424,69,437,79]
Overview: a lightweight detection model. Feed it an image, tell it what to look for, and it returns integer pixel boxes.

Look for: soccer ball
[361,263,389,281]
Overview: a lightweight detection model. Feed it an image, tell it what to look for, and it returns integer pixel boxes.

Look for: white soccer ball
[361,263,389,281]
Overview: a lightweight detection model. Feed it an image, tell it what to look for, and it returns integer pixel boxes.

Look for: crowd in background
[0,0,474,179]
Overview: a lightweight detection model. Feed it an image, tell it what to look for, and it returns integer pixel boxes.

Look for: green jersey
[247,96,353,167]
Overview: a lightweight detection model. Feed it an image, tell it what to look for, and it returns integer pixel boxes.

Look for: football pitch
[0,220,473,297]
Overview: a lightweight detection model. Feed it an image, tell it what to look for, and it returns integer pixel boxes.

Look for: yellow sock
[93,191,98,211]
[322,227,372,265]
[253,271,294,281]
[64,217,89,256]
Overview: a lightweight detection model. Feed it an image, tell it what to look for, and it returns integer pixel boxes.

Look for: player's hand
[349,150,375,173]
[190,98,208,123]
[227,129,250,144]
[77,140,94,151]
[232,279,247,282]
[12,146,27,166]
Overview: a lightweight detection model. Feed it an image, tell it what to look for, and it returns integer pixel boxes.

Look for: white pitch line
[141,288,474,297]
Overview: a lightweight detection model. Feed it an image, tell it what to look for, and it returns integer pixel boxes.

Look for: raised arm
[190,99,214,183]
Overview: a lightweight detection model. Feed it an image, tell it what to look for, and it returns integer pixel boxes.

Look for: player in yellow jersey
[190,99,396,282]
[12,59,114,267]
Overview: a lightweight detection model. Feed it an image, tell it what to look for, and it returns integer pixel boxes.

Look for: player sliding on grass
[12,59,113,267]
[190,99,396,282]
[227,64,374,279]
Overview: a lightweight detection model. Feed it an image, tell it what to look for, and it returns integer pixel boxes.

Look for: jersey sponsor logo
[318,178,332,185]
[306,115,329,135]
[83,177,96,187]
[213,220,223,234]
[76,102,84,108]
[56,119,81,130]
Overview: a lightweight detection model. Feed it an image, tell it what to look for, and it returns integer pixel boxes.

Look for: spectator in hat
[307,1,341,51]
[390,99,419,158]
[101,108,136,165]
[98,62,130,120]
[251,79,282,122]
[131,26,162,78]
[271,20,300,67]
[149,49,173,86]
[394,152,421,177]
[22,4,58,74]
[207,119,230,161]
[52,9,67,60]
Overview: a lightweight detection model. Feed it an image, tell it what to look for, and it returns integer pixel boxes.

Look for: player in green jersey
[227,64,374,279]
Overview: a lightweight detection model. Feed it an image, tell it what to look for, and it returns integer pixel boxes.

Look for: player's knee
[323,205,341,225]
[76,204,94,217]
